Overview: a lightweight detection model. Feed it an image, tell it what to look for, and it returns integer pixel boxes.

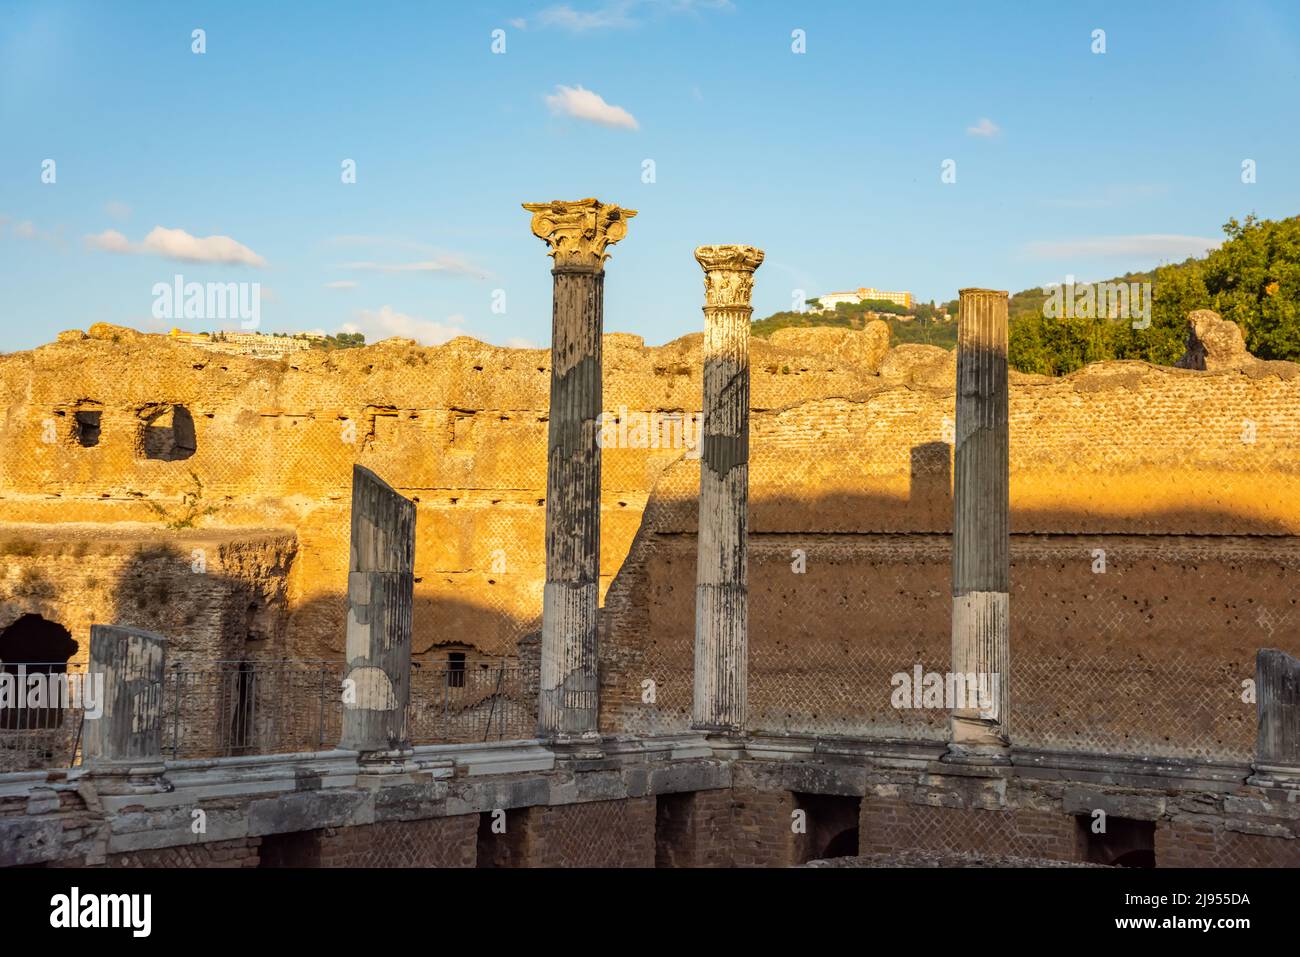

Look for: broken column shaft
[947,287,1011,762]
[523,198,636,739]
[692,245,764,733]
[1250,648,1300,788]
[83,624,166,769]
[340,464,416,757]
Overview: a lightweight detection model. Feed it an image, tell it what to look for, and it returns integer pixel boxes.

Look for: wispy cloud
[8,218,67,246]
[85,225,266,266]
[545,84,639,130]
[535,0,732,32]
[104,200,131,222]
[1039,183,1170,210]
[1023,234,1221,261]
[538,2,638,30]
[966,117,1001,138]
[341,255,491,279]
[325,280,358,289]
[343,306,469,346]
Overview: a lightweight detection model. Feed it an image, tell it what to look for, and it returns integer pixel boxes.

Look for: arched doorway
[821,827,861,859]
[0,614,78,731]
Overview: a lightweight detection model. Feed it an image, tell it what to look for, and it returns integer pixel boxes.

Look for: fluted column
[340,464,415,758]
[692,245,764,733]
[946,288,1011,762]
[523,198,636,740]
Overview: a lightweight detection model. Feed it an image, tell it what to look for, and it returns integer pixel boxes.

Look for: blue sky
[2,0,1298,352]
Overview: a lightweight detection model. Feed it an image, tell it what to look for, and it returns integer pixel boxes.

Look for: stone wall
[2,322,1296,700]
[0,526,296,668]
[0,324,883,663]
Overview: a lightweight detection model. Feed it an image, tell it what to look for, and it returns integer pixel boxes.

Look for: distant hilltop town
[813,287,914,311]
[167,329,362,359]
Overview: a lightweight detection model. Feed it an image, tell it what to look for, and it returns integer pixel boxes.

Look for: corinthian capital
[694,245,765,308]
[523,198,637,269]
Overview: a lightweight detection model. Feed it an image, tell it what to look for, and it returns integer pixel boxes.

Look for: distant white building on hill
[811,287,913,311]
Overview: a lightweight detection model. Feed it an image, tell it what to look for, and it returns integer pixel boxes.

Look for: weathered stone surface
[948,289,1011,756]
[341,465,415,754]
[528,199,634,739]
[877,343,957,387]
[1254,648,1300,783]
[1176,310,1253,371]
[766,321,889,374]
[82,623,166,767]
[693,244,763,732]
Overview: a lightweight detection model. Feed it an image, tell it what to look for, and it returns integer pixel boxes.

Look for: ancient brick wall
[511,797,656,867]
[102,837,263,868]
[1155,820,1300,867]
[731,787,797,867]
[860,800,1079,863]
[0,326,877,664]
[0,528,296,670]
[2,324,1296,707]
[654,789,735,867]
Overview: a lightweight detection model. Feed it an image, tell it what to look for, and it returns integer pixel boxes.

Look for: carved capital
[695,245,765,308]
[523,198,636,269]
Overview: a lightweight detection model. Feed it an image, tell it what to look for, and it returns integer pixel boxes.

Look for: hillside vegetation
[752,214,1300,375]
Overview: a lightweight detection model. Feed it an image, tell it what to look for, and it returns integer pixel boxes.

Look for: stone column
[1249,648,1300,788]
[341,464,416,759]
[83,624,166,770]
[523,198,636,740]
[946,288,1011,763]
[692,245,764,733]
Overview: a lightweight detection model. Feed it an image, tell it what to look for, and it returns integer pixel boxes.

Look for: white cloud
[545,84,639,130]
[508,17,527,28]
[538,2,638,30]
[13,220,36,239]
[325,280,358,289]
[105,200,131,222]
[83,225,266,266]
[1024,234,1221,261]
[84,229,132,253]
[966,118,1001,137]
[344,306,468,346]
[342,256,491,279]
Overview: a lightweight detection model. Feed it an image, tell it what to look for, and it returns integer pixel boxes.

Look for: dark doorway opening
[793,792,862,863]
[1077,814,1155,868]
[0,614,78,731]
[477,808,526,867]
[141,405,196,461]
[74,410,101,447]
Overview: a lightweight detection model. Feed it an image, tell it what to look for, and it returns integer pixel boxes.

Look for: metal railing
[0,662,85,773]
[159,658,538,760]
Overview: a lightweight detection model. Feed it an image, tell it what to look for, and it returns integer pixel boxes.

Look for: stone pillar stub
[692,244,764,734]
[523,198,635,742]
[1250,648,1300,788]
[341,464,416,760]
[945,288,1011,763]
[83,624,166,771]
